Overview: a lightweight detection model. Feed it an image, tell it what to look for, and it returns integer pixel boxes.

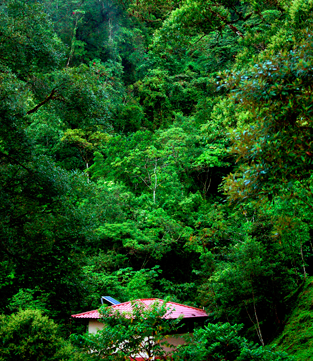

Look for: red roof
[71,298,208,320]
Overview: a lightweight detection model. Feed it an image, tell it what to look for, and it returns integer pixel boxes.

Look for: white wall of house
[87,320,186,356]
[161,334,186,353]
[88,320,104,334]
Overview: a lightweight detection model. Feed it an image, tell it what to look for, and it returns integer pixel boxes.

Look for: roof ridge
[71,309,98,317]
[166,301,205,312]
[111,298,162,307]
[109,299,205,311]
[125,298,205,311]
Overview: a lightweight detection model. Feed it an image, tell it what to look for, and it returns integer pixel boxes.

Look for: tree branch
[26,88,57,115]
[0,150,33,173]
[208,7,244,38]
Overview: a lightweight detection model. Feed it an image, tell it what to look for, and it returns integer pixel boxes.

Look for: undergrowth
[273,277,313,360]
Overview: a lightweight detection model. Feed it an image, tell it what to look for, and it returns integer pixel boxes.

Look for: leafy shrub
[0,309,86,361]
[173,323,294,361]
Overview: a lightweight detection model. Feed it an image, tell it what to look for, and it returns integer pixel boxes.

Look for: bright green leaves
[82,264,162,304]
[194,144,230,169]
[95,207,184,259]
[173,322,293,360]
[134,69,173,128]
[0,310,86,361]
[61,129,111,170]
[7,288,50,314]
[288,0,313,24]
[91,125,202,203]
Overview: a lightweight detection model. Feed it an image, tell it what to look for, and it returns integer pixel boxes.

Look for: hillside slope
[274,277,313,360]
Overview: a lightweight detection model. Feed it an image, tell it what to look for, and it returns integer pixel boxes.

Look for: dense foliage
[1,0,313,359]
[71,300,182,360]
[0,309,86,361]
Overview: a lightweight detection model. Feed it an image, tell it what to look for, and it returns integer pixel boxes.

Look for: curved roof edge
[72,298,208,320]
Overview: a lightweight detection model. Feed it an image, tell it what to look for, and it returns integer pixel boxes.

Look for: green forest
[1,0,313,359]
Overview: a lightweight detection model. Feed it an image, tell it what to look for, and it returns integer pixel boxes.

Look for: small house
[72,297,208,358]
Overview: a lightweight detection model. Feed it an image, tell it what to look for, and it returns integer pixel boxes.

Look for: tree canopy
[0,0,313,359]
